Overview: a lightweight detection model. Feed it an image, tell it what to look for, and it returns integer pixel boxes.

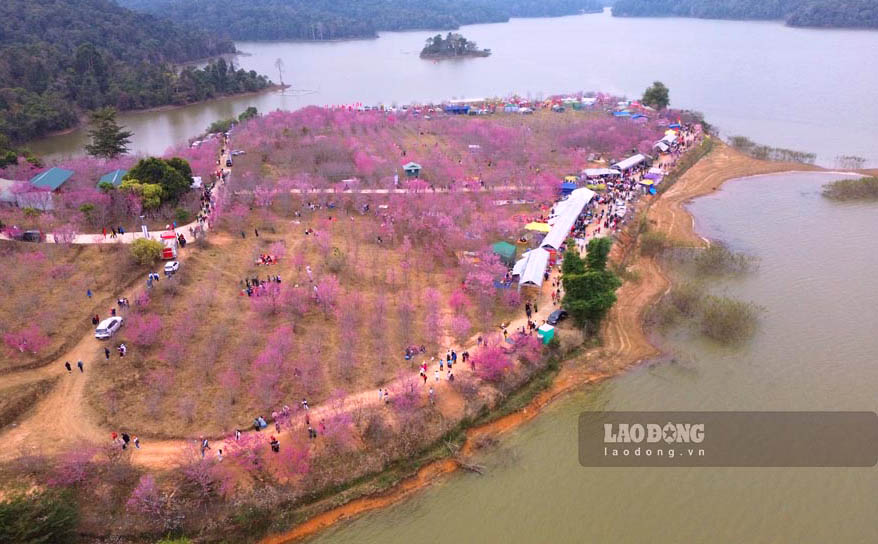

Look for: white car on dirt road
[95,316,123,339]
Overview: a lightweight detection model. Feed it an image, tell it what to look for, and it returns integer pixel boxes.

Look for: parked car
[95,316,123,339]
[164,261,180,274]
[21,230,43,242]
[225,159,233,167]
[547,309,568,325]
[231,150,246,156]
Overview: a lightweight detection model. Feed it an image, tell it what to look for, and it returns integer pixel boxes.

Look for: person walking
[434,369,440,382]
[200,437,210,458]
[121,433,130,450]
[64,361,72,373]
[104,347,110,360]
[235,429,241,441]
[87,289,92,299]
[77,360,83,373]
[133,436,140,449]
[429,386,435,405]
[217,448,224,461]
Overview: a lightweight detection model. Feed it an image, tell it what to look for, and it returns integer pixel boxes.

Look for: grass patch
[822,176,878,201]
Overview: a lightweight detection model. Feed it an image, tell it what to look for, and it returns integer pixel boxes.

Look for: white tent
[582,168,620,178]
[516,248,551,288]
[653,141,670,152]
[613,154,646,171]
[540,187,595,251]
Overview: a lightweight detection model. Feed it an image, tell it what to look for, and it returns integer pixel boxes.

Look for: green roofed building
[30,167,74,191]
[98,169,127,188]
[492,241,517,267]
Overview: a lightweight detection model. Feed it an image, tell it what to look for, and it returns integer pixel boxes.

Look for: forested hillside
[0,0,270,145]
[116,0,604,41]
[611,0,878,28]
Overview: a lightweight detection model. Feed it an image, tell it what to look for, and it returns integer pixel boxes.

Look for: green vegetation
[0,0,272,145]
[562,238,622,334]
[85,107,133,159]
[639,230,673,257]
[0,490,79,544]
[612,0,878,29]
[206,106,261,134]
[118,0,604,41]
[421,33,490,58]
[727,135,816,164]
[124,157,194,203]
[821,176,878,201]
[131,238,165,265]
[641,81,670,110]
[700,295,762,344]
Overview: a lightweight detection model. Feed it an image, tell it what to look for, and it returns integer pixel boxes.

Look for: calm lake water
[305,171,878,543]
[31,10,878,166]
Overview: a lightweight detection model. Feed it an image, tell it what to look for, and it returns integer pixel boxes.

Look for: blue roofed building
[30,167,74,191]
[98,169,127,188]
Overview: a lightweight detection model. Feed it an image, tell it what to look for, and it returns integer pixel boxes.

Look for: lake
[31,10,878,166]
[303,171,878,543]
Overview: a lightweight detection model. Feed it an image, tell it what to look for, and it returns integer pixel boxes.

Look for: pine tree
[85,107,132,159]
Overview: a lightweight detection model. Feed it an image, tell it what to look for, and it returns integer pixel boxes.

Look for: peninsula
[421,33,492,59]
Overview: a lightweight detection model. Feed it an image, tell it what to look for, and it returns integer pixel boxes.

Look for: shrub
[821,176,878,201]
[693,243,755,276]
[131,238,164,265]
[700,296,762,345]
[128,313,163,346]
[0,490,78,544]
[174,207,191,223]
[639,231,670,257]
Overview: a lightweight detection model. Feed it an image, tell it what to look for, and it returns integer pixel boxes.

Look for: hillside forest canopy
[0,0,271,145]
[116,0,605,41]
[611,0,878,29]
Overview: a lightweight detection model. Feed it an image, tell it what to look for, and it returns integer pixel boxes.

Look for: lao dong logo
[604,422,705,444]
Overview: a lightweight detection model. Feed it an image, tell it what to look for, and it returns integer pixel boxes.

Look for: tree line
[117,0,604,41]
[612,0,878,29]
[0,0,270,145]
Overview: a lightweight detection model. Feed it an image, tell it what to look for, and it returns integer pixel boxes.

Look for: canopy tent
[669,123,682,129]
[563,175,578,182]
[525,222,551,233]
[648,167,666,175]
[97,169,127,188]
[582,168,620,178]
[30,167,74,191]
[516,248,550,288]
[560,181,578,195]
[491,241,517,267]
[613,111,631,117]
[612,154,646,172]
[638,179,654,186]
[540,187,595,251]
[653,141,670,153]
[661,132,677,144]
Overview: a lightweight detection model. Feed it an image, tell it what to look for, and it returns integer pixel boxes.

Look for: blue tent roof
[613,111,631,117]
[669,123,682,128]
[30,167,74,191]
[98,169,127,187]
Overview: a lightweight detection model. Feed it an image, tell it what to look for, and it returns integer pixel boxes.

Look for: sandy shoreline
[259,142,823,544]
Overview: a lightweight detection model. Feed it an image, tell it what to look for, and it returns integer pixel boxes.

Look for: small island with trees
[420,33,491,59]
